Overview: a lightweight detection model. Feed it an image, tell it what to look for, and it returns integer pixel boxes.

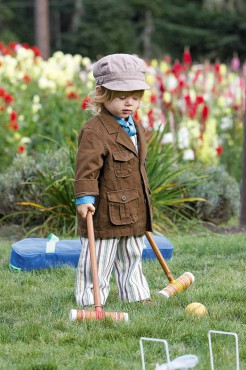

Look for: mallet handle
[87,211,102,311]
[145,231,175,282]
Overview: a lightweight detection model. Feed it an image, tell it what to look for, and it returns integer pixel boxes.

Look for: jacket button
[122,195,127,201]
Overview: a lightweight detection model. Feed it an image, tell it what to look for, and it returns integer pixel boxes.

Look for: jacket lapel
[99,111,138,156]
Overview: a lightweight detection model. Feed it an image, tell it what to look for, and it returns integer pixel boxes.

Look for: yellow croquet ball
[185,302,208,316]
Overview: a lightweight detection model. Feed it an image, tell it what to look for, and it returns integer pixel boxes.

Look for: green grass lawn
[0,232,246,369]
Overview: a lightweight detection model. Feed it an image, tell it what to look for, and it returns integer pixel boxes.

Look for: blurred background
[0,0,246,61]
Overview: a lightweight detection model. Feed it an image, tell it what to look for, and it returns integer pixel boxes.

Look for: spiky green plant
[146,127,205,233]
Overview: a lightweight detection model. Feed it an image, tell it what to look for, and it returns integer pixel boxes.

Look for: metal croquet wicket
[140,337,171,370]
[208,330,240,370]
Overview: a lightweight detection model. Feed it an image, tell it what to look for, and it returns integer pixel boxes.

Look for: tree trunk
[34,0,50,59]
[70,0,84,34]
[240,95,246,226]
[142,10,153,60]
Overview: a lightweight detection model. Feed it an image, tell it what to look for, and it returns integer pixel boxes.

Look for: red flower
[10,111,18,120]
[23,74,31,83]
[81,96,91,109]
[17,145,26,154]
[172,60,182,78]
[66,91,79,100]
[156,76,165,93]
[178,79,186,88]
[164,55,171,63]
[0,106,4,111]
[183,47,192,65]
[0,88,6,97]
[184,94,191,106]
[150,94,157,103]
[188,105,197,120]
[133,111,139,121]
[192,69,201,84]
[4,93,14,104]
[215,62,220,74]
[202,105,209,121]
[9,120,19,130]
[30,46,41,57]
[196,96,204,105]
[9,42,18,50]
[22,43,30,49]
[147,109,155,128]
[216,146,223,155]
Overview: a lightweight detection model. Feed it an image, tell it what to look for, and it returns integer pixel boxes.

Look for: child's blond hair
[88,87,144,115]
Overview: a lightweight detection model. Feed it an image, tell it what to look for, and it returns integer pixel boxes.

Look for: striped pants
[75,235,150,306]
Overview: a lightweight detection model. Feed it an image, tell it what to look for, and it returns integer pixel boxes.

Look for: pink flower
[231,54,240,71]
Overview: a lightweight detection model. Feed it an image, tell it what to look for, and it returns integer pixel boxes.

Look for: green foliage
[1,0,245,61]
[0,143,77,236]
[0,155,40,221]
[177,165,240,224]
[216,112,243,182]
[1,234,246,368]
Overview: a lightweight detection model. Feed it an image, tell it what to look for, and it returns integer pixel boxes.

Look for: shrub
[0,145,76,235]
[177,165,240,224]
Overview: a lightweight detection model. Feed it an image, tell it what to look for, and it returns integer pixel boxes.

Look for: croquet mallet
[145,231,194,298]
[70,211,128,321]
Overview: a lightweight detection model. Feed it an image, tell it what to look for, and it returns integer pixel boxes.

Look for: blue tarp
[9,235,173,271]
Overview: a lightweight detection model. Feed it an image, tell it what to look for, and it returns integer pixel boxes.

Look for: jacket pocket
[107,189,139,225]
[112,151,134,177]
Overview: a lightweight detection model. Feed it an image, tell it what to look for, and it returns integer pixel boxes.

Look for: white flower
[167,75,178,90]
[220,116,233,130]
[178,127,190,149]
[162,132,174,144]
[32,103,42,113]
[33,95,40,104]
[82,57,91,66]
[183,149,195,161]
[20,137,31,144]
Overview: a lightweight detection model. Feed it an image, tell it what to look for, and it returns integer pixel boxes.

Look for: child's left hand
[77,203,95,219]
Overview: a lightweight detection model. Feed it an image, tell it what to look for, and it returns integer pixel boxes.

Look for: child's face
[103,93,141,119]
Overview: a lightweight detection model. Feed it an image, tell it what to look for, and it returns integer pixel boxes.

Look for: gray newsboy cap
[93,53,150,91]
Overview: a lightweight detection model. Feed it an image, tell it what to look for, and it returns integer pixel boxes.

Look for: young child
[74,53,153,306]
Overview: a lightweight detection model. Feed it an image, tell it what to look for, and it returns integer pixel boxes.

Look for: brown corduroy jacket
[74,110,153,238]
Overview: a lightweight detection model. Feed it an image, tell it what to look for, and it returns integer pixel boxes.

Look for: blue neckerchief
[113,115,137,137]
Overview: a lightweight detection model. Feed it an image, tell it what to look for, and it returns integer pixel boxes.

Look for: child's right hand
[77,203,95,219]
